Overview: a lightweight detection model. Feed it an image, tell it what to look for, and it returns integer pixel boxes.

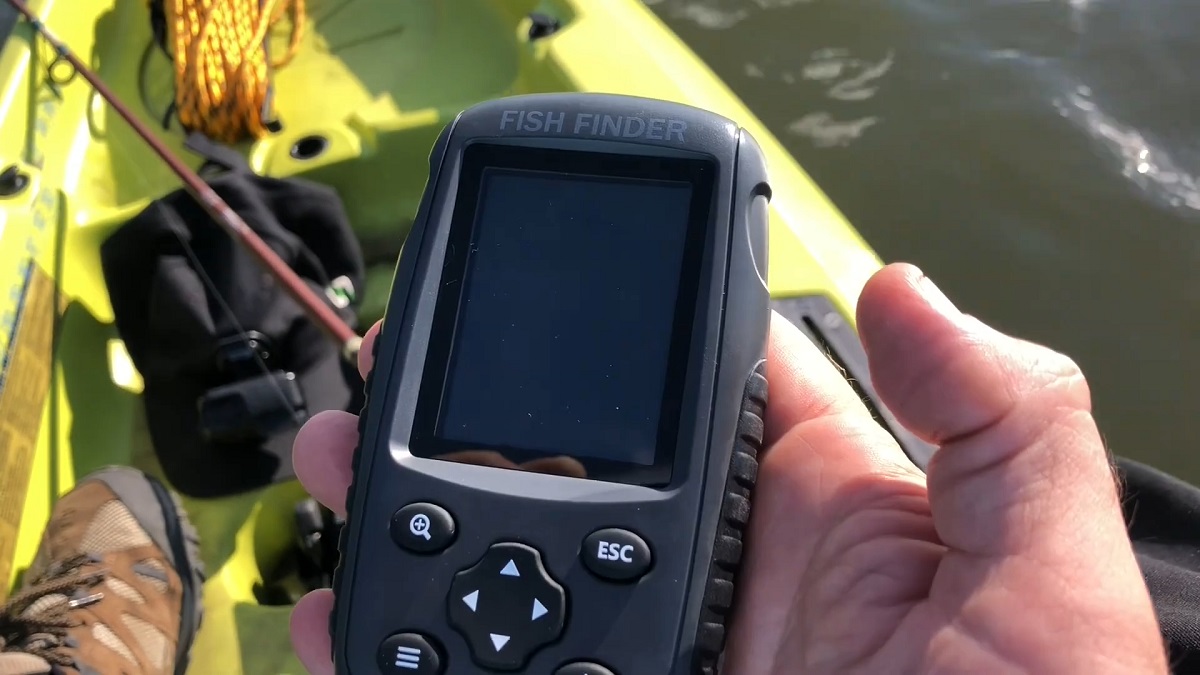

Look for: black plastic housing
[331,93,771,674]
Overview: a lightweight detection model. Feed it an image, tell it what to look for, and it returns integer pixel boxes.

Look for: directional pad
[447,542,567,671]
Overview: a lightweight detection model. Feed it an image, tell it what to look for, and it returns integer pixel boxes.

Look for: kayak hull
[0,1,880,672]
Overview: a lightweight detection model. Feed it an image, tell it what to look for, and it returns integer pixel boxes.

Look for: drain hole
[527,12,561,40]
[0,165,30,197]
[290,135,328,160]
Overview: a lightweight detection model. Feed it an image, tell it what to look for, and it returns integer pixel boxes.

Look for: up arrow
[500,560,520,577]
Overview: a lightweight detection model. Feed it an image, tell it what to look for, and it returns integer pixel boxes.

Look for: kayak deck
[0,0,880,673]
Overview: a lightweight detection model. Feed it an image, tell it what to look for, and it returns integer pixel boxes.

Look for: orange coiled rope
[164,0,305,143]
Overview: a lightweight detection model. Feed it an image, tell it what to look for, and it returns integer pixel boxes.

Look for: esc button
[581,528,652,582]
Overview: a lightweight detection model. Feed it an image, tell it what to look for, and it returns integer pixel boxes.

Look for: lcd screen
[432,167,695,467]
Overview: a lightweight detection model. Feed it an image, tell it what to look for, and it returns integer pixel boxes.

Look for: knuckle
[1021,346,1092,411]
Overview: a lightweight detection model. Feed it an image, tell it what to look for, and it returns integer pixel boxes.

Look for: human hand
[289,263,1167,674]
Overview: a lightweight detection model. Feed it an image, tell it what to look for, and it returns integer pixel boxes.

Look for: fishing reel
[253,498,344,605]
[293,498,345,591]
[197,331,309,445]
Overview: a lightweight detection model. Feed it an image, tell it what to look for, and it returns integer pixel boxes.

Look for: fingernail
[917,273,961,317]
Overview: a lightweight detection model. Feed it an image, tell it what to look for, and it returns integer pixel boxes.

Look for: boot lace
[0,554,106,666]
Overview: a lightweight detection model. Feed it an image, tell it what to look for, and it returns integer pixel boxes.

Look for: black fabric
[148,0,168,55]
[99,172,365,498]
[1119,457,1200,673]
[185,131,251,177]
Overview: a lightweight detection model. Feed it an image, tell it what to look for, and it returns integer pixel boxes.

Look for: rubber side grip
[329,328,383,660]
[694,361,768,674]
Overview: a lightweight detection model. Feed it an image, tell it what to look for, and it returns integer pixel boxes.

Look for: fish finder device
[332,92,771,675]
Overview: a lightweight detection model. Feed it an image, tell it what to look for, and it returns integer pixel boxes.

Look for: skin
[289,263,1168,674]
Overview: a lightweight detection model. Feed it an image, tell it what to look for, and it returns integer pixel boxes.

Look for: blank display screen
[435,169,693,466]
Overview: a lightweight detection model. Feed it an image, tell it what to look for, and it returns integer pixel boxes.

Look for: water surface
[647,0,1200,481]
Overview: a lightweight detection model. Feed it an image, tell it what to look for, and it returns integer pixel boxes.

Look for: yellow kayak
[0,0,898,672]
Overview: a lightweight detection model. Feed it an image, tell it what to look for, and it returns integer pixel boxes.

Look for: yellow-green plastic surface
[0,0,882,672]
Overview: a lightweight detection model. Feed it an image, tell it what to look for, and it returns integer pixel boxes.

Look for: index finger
[764,309,910,467]
[723,311,926,674]
[357,320,380,381]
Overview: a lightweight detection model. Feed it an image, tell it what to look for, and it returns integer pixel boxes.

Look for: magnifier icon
[409,513,432,541]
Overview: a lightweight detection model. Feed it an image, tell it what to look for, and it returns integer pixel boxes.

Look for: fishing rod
[6,0,363,362]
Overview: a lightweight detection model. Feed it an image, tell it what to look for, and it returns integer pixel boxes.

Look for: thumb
[856,263,1128,560]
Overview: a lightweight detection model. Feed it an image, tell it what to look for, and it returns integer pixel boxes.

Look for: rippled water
[648,0,1200,481]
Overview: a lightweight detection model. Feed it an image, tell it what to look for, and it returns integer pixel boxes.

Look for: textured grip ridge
[329,328,383,665]
[694,361,768,674]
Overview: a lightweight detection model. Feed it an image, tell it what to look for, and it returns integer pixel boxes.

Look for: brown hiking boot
[0,467,204,675]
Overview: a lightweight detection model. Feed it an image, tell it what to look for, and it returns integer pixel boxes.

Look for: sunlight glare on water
[1055,87,1200,212]
[646,0,1200,481]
